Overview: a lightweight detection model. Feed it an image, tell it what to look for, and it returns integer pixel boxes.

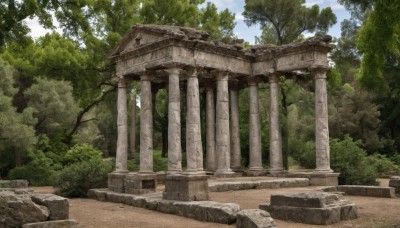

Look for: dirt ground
[32,178,400,228]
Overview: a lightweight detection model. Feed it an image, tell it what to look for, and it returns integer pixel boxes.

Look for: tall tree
[243,0,337,44]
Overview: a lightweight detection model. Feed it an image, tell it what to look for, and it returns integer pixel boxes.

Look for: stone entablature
[110,24,333,79]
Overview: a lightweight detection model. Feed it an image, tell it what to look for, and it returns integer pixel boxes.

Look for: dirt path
[32,179,400,228]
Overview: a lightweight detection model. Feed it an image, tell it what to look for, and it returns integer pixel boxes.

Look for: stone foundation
[389,176,400,194]
[22,220,77,228]
[208,178,309,192]
[163,174,209,201]
[88,189,240,224]
[336,185,395,198]
[236,209,277,228]
[107,172,127,193]
[124,173,157,194]
[0,180,29,188]
[260,192,357,225]
[286,172,339,186]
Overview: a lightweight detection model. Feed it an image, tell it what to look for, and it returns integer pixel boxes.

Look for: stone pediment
[109,24,210,58]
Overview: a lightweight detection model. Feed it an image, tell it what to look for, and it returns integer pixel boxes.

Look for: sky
[27,0,351,44]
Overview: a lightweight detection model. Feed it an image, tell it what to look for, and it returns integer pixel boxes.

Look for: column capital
[211,70,230,81]
[248,76,260,86]
[140,73,151,81]
[165,67,182,75]
[185,67,202,78]
[229,79,240,90]
[268,74,280,83]
[310,67,329,79]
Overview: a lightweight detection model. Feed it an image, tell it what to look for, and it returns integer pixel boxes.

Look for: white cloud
[330,3,345,10]
[235,14,244,21]
[305,0,324,7]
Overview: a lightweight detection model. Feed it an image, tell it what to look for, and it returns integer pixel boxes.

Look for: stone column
[167,68,182,173]
[229,81,241,171]
[186,69,204,173]
[205,84,217,172]
[215,72,234,177]
[139,74,153,173]
[115,75,128,172]
[247,79,264,175]
[268,74,284,174]
[313,68,333,173]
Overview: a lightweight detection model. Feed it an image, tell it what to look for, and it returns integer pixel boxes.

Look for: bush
[330,136,379,185]
[63,143,103,165]
[54,159,113,198]
[9,165,58,186]
[366,153,399,176]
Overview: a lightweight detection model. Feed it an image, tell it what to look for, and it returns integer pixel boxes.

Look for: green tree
[0,59,36,172]
[243,0,337,44]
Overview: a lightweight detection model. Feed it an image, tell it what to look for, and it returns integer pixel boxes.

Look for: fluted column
[229,81,241,171]
[115,75,128,172]
[268,74,284,174]
[313,68,333,173]
[205,84,217,172]
[139,74,153,173]
[186,69,204,173]
[215,72,234,177]
[248,79,264,175]
[167,68,182,173]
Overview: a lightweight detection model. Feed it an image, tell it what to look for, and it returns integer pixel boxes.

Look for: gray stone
[260,192,357,225]
[389,177,400,194]
[124,173,157,194]
[205,86,217,172]
[163,174,209,201]
[0,180,29,188]
[107,172,126,193]
[208,178,309,192]
[31,194,69,220]
[0,191,50,227]
[236,209,277,228]
[248,81,263,175]
[338,185,395,198]
[22,220,77,228]
[230,85,241,171]
[139,74,153,173]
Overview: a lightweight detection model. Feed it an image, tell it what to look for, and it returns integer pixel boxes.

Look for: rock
[236,209,277,228]
[260,192,358,225]
[22,220,77,228]
[0,191,49,227]
[31,194,69,220]
[10,180,29,188]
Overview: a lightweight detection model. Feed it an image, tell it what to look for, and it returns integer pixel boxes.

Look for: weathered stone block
[309,173,339,186]
[270,192,342,208]
[163,174,209,201]
[31,194,69,221]
[337,185,395,198]
[22,220,77,228]
[260,192,357,225]
[10,180,29,188]
[124,173,157,194]
[106,192,123,203]
[236,209,277,228]
[389,177,400,194]
[108,172,126,193]
[0,191,50,227]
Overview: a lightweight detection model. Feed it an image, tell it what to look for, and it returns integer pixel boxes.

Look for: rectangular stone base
[125,173,157,194]
[108,172,127,193]
[163,174,209,201]
[260,192,357,225]
[286,172,339,186]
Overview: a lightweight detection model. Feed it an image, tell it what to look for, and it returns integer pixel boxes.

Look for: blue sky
[207,0,351,43]
[27,0,350,43]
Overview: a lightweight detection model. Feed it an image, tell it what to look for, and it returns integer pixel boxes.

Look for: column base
[215,169,236,178]
[231,166,242,172]
[313,168,334,173]
[163,174,209,201]
[124,172,157,194]
[268,169,286,176]
[108,172,128,193]
[286,171,339,186]
[246,168,266,177]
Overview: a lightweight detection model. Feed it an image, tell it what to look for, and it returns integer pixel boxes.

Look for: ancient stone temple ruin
[107,24,337,199]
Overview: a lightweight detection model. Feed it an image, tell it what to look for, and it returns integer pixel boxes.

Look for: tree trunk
[130,95,136,159]
[15,148,22,167]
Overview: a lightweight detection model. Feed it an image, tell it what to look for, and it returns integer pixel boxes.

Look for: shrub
[8,165,58,186]
[63,143,103,165]
[366,153,399,175]
[330,136,379,185]
[54,159,113,198]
